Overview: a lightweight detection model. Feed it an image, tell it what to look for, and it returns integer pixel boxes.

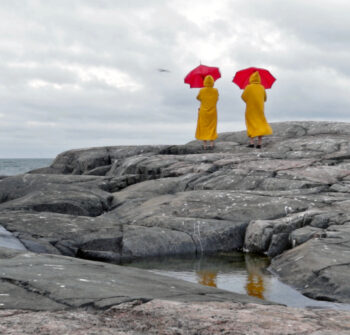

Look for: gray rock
[0,247,273,311]
[244,206,350,258]
[0,174,113,216]
[30,145,168,175]
[290,226,325,247]
[122,225,196,258]
[276,165,350,185]
[270,222,350,303]
[19,236,61,255]
[0,226,27,251]
[244,210,319,254]
[126,216,248,255]
[83,164,112,176]
[1,121,350,306]
[108,189,308,224]
[110,174,197,208]
[243,220,274,253]
[266,233,290,257]
[310,211,350,228]
[0,211,125,261]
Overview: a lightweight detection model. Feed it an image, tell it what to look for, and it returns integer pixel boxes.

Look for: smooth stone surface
[0,174,113,216]
[270,222,350,303]
[0,247,272,311]
[290,226,325,247]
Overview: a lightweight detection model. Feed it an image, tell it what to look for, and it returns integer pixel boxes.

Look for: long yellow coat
[195,75,218,141]
[242,72,272,138]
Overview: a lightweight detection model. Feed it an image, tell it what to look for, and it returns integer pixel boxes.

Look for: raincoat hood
[203,75,215,87]
[249,71,261,84]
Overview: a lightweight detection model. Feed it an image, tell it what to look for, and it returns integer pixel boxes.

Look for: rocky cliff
[1,121,350,333]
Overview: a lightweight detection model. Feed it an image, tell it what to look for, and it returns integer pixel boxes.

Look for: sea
[0,158,53,176]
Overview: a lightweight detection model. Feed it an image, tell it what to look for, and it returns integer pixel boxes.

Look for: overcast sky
[1,0,350,158]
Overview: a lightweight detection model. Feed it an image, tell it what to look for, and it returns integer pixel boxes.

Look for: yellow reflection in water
[193,254,270,299]
[244,254,270,300]
[246,273,265,299]
[196,270,218,288]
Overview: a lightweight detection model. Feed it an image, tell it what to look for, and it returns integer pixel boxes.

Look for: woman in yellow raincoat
[242,71,272,148]
[195,75,219,149]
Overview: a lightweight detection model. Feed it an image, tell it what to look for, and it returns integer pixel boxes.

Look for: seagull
[157,68,170,73]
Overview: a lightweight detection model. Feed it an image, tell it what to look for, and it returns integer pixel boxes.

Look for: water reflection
[124,252,269,298]
[194,254,269,298]
[124,252,350,309]
[196,270,218,288]
[244,254,270,299]
[246,273,264,298]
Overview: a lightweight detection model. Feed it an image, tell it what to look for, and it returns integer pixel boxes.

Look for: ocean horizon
[0,158,53,176]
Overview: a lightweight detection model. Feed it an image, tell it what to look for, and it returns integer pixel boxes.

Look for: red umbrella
[233,67,276,89]
[184,64,221,88]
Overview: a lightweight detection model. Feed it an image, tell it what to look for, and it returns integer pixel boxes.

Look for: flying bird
[157,68,171,73]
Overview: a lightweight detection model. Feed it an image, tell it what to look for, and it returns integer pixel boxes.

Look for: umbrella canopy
[233,67,276,89]
[184,64,221,88]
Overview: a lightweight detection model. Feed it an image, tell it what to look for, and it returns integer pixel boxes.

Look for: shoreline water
[0,158,53,176]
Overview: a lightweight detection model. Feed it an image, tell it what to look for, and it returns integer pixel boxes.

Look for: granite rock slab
[0,121,350,305]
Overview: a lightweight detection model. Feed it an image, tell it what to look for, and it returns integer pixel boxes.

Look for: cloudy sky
[1,0,350,158]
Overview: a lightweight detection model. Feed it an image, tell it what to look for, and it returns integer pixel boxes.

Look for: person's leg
[210,140,214,148]
[256,136,262,148]
[203,140,207,149]
[247,137,255,147]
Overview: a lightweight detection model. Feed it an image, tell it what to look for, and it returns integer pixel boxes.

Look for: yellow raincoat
[242,72,272,138]
[195,75,218,141]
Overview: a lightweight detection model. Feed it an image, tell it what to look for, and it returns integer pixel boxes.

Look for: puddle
[125,252,350,310]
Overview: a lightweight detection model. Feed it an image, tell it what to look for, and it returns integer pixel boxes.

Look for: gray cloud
[0,0,350,157]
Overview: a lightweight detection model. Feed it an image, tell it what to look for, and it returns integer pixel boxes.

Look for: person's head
[249,71,261,84]
[203,75,215,87]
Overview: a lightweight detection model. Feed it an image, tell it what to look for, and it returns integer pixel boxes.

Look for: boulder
[270,222,350,303]
[290,226,325,247]
[244,210,321,255]
[0,174,113,216]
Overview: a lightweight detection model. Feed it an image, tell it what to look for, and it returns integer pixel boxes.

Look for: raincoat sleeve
[241,87,249,102]
[196,89,203,101]
[264,90,267,102]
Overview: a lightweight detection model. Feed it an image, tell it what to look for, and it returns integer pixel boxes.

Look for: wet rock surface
[1,121,350,329]
[0,248,267,311]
